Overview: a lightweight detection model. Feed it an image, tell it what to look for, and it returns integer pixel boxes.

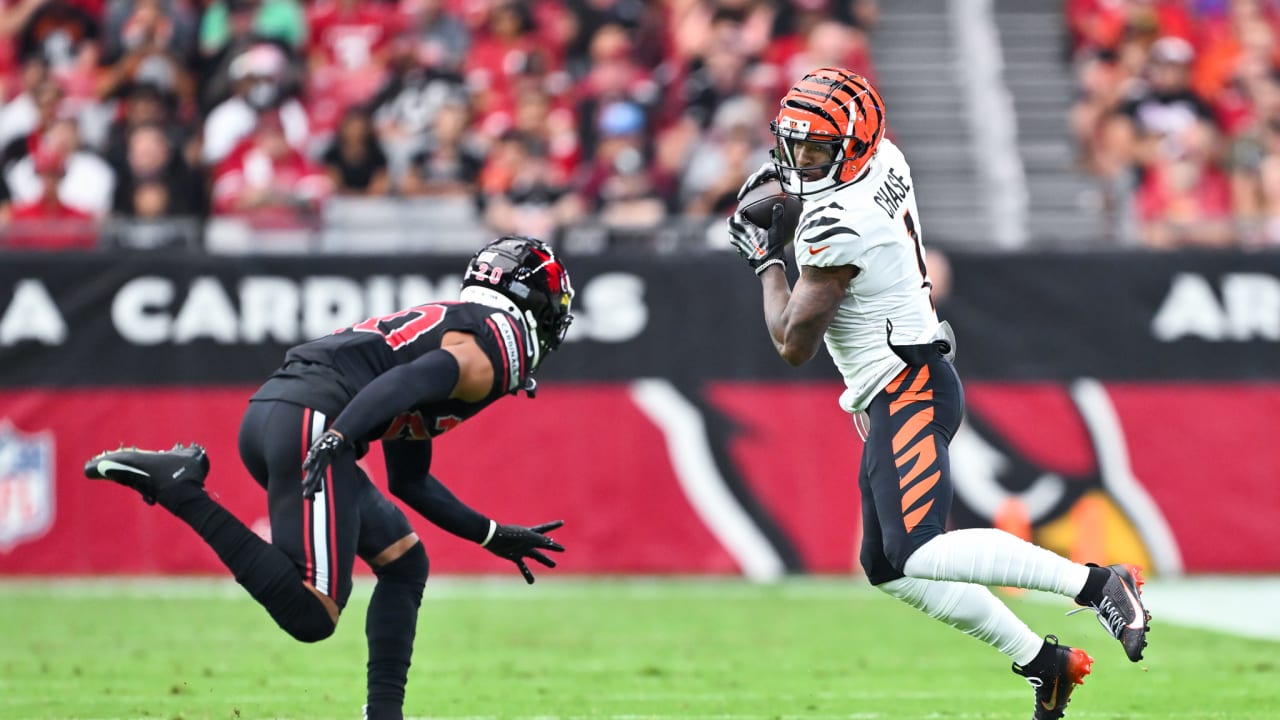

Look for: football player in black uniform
[84,236,573,720]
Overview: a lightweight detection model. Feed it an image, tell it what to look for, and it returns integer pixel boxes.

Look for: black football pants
[858,349,965,586]
[239,400,415,608]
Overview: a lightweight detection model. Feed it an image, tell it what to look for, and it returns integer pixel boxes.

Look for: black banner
[2,249,1279,386]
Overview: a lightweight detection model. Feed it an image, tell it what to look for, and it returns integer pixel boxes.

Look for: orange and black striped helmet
[770,67,886,197]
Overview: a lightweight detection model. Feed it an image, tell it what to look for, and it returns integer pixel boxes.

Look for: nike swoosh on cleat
[1040,677,1059,711]
[97,460,150,477]
[1122,587,1146,629]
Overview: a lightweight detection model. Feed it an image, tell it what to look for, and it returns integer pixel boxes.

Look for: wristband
[755,258,785,276]
[479,519,497,547]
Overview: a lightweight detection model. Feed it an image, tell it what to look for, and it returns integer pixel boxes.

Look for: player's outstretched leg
[85,444,337,643]
[85,443,209,503]
[900,528,1152,660]
[1011,635,1094,720]
[1071,563,1150,662]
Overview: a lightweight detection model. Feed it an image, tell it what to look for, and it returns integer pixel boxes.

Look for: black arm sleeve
[329,348,461,441]
[383,438,490,543]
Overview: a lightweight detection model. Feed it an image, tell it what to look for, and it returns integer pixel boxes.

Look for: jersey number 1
[903,210,934,309]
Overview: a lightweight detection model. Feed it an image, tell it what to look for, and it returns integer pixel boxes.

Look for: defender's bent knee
[375,540,428,587]
[275,584,339,643]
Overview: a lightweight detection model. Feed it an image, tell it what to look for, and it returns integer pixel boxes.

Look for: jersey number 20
[350,304,447,350]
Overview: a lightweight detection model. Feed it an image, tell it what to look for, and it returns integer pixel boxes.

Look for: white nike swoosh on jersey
[97,459,150,477]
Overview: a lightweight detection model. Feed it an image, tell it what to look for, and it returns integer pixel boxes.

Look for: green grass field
[1,577,1276,720]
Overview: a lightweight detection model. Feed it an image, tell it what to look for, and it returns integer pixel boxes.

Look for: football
[738,179,803,242]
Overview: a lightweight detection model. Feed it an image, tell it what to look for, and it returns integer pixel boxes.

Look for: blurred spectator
[304,0,400,141]
[561,0,665,78]
[200,0,305,57]
[16,0,99,73]
[773,16,875,95]
[103,0,199,67]
[5,115,115,216]
[202,42,309,166]
[573,22,657,163]
[1066,0,1194,60]
[101,81,197,170]
[198,0,304,111]
[111,122,206,217]
[595,141,666,232]
[1135,121,1236,247]
[369,39,468,167]
[464,1,557,125]
[674,7,756,130]
[1099,37,1219,200]
[482,133,583,240]
[398,98,484,197]
[0,56,49,149]
[679,95,771,216]
[396,0,470,73]
[100,178,203,250]
[4,145,97,250]
[96,0,198,112]
[669,0,774,65]
[320,105,390,195]
[505,84,579,179]
[1,77,63,169]
[1232,109,1280,246]
[210,109,332,219]
[577,99,672,217]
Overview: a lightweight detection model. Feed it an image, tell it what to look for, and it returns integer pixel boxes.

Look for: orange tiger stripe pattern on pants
[856,348,963,586]
[888,365,941,532]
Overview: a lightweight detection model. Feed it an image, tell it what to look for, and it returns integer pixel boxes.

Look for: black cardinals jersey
[250,301,535,443]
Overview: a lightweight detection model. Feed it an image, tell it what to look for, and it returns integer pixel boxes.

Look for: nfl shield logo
[0,421,55,553]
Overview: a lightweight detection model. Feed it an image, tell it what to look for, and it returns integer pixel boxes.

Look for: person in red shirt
[210,109,333,221]
[305,0,400,136]
[5,145,96,250]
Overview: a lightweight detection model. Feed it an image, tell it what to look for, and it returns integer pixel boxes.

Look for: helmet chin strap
[459,285,544,368]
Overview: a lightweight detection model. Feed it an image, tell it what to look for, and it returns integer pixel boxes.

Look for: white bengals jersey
[793,137,941,413]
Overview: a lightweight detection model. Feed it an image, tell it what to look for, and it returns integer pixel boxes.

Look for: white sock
[878,576,1045,665]
[902,528,1091,597]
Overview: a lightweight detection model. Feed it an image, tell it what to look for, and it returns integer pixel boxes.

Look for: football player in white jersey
[726,67,1150,719]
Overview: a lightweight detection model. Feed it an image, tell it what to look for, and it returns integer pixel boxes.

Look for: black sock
[1019,638,1059,675]
[365,544,429,720]
[157,482,335,642]
[1073,564,1111,606]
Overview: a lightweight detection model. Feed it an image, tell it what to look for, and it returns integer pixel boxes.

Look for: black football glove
[736,160,780,201]
[727,203,791,275]
[482,519,565,584]
[301,429,346,499]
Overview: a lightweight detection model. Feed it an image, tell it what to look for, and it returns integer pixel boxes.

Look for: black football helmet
[461,236,574,355]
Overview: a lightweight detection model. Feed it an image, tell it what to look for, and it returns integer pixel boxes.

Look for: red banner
[1,381,1278,576]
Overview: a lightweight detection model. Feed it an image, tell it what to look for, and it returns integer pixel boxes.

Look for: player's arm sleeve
[329,349,461,442]
[383,438,490,542]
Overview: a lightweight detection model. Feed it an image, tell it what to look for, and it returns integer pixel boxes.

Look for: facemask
[246,81,278,109]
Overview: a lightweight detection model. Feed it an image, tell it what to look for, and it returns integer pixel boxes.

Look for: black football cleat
[84,443,209,505]
[1073,563,1150,662]
[1012,635,1094,720]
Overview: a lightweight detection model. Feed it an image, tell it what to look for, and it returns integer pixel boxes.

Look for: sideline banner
[4,250,1280,386]
[2,251,1279,575]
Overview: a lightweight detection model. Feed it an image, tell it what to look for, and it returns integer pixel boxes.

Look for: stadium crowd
[1068,0,1280,248]
[0,0,879,251]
